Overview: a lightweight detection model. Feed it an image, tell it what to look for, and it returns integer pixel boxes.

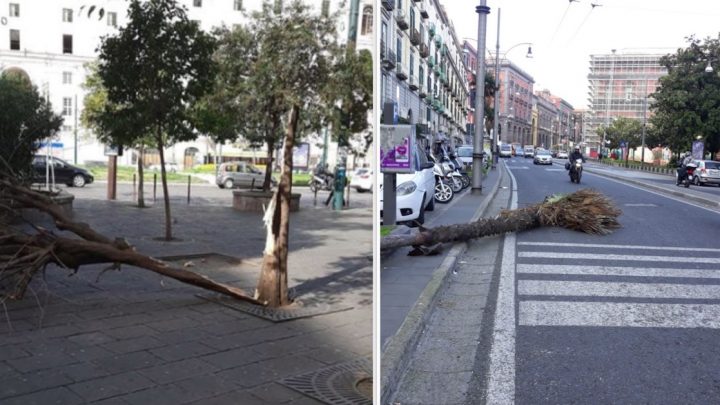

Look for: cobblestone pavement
[0,187,372,404]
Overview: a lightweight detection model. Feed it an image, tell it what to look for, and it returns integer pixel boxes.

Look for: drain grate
[197,293,353,322]
[280,358,372,405]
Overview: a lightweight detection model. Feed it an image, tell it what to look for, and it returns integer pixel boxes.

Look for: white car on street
[349,168,373,192]
[557,150,569,159]
[380,149,435,227]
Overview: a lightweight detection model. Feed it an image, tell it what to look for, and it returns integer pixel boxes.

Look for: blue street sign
[36,142,64,148]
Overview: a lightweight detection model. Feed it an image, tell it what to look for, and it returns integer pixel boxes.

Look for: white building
[0,0,374,170]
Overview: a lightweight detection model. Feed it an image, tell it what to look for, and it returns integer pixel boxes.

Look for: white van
[499,144,513,158]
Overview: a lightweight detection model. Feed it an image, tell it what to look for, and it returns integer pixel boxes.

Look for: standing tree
[651,35,720,157]
[248,0,339,307]
[603,117,643,162]
[96,0,216,240]
[0,73,63,183]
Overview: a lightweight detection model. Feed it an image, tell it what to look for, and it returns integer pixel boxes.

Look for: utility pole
[492,8,501,168]
[641,78,648,164]
[472,0,490,194]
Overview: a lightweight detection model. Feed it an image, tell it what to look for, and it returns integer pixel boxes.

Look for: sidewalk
[380,165,504,403]
[0,194,372,403]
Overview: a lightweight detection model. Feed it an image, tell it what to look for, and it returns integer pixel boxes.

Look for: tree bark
[263,139,274,192]
[255,105,298,307]
[156,128,173,241]
[137,144,145,208]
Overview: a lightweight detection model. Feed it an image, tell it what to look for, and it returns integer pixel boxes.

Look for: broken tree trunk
[0,178,261,305]
[381,189,622,251]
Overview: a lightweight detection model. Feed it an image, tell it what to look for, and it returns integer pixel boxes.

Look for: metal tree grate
[197,293,353,322]
[280,358,372,405]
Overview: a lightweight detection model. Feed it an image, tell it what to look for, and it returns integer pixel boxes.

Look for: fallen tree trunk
[381,189,622,251]
[0,178,262,305]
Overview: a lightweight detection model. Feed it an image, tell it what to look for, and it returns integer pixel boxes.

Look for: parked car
[379,148,435,227]
[216,161,273,189]
[499,144,513,158]
[148,162,180,173]
[349,168,373,192]
[533,149,553,165]
[515,147,525,157]
[32,155,94,187]
[690,160,720,186]
[557,150,569,159]
[456,145,473,170]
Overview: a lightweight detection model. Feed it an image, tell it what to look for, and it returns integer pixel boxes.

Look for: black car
[32,155,94,187]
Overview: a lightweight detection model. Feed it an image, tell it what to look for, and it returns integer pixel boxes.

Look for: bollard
[251,178,255,190]
[345,180,350,207]
[314,186,318,207]
[132,173,136,202]
[153,173,157,203]
[187,175,191,204]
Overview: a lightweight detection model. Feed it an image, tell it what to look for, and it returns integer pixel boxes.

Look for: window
[62,71,72,84]
[63,8,73,22]
[419,66,424,86]
[396,37,402,63]
[193,0,202,7]
[107,12,117,27]
[410,8,415,31]
[62,98,72,116]
[361,6,372,35]
[9,3,19,17]
[10,29,20,50]
[63,35,73,54]
[410,53,414,78]
[321,0,330,17]
[233,0,243,11]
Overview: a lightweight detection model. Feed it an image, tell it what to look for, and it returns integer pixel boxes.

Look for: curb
[380,164,506,405]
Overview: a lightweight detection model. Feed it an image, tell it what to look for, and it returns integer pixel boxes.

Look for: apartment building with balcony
[488,58,534,146]
[380,0,469,148]
[586,51,666,152]
[0,0,371,169]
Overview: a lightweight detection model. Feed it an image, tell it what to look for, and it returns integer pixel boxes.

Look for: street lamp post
[641,79,648,164]
[472,0,490,194]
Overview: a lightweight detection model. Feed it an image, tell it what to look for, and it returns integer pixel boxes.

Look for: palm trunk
[157,129,172,241]
[256,105,299,307]
[263,139,275,192]
[137,145,145,208]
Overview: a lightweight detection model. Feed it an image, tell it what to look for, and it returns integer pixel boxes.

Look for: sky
[442,0,720,109]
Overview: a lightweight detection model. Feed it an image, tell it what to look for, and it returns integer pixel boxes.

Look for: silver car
[690,160,720,186]
[216,161,273,189]
[533,149,553,165]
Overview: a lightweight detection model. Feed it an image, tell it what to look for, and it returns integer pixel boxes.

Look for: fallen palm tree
[0,178,262,305]
[381,189,622,251]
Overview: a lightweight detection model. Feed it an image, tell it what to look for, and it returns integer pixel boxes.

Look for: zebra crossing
[516,241,720,329]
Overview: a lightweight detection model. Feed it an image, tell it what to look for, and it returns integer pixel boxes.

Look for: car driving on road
[533,149,553,165]
[32,155,94,187]
[690,160,720,186]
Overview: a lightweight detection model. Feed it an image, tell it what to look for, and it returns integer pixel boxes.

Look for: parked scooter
[676,162,697,188]
[447,152,471,189]
[309,173,333,192]
[432,160,455,203]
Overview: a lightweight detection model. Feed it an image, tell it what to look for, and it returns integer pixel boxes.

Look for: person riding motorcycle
[314,163,334,188]
[676,152,694,185]
[567,146,585,173]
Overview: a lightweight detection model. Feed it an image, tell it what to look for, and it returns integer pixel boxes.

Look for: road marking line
[518,264,720,279]
[518,241,720,253]
[520,301,720,328]
[486,166,517,405]
[519,251,720,264]
[518,280,720,299]
[506,166,529,169]
[624,203,658,207]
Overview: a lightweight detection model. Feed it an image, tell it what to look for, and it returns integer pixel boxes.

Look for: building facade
[380,0,469,149]
[487,58,534,147]
[0,0,372,169]
[586,51,667,153]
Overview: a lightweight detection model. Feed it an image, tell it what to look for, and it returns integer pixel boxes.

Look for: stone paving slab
[0,191,372,404]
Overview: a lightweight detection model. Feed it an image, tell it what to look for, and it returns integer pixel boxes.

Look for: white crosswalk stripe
[517,242,720,329]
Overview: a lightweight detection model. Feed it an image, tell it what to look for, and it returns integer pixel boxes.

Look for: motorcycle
[568,159,583,183]
[433,162,454,203]
[448,154,471,189]
[676,163,697,188]
[309,173,333,192]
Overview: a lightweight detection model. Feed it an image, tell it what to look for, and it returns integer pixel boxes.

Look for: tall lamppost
[472,0,490,194]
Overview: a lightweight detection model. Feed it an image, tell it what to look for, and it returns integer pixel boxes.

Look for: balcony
[433,63,440,75]
[410,29,421,46]
[381,0,393,11]
[419,43,429,58]
[396,64,408,81]
[395,10,409,30]
[428,23,435,37]
[420,3,429,18]
[435,35,442,47]
[419,88,428,98]
[409,75,419,91]
[427,55,435,67]
[382,48,396,70]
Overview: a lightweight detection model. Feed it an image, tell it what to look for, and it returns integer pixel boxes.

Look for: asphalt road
[477,158,720,404]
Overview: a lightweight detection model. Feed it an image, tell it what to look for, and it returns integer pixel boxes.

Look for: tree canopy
[650,35,720,156]
[0,74,63,183]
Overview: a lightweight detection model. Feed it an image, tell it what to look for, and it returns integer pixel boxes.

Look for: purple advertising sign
[380,125,415,174]
[692,140,704,160]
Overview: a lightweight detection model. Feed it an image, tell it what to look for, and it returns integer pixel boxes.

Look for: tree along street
[470,158,720,404]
